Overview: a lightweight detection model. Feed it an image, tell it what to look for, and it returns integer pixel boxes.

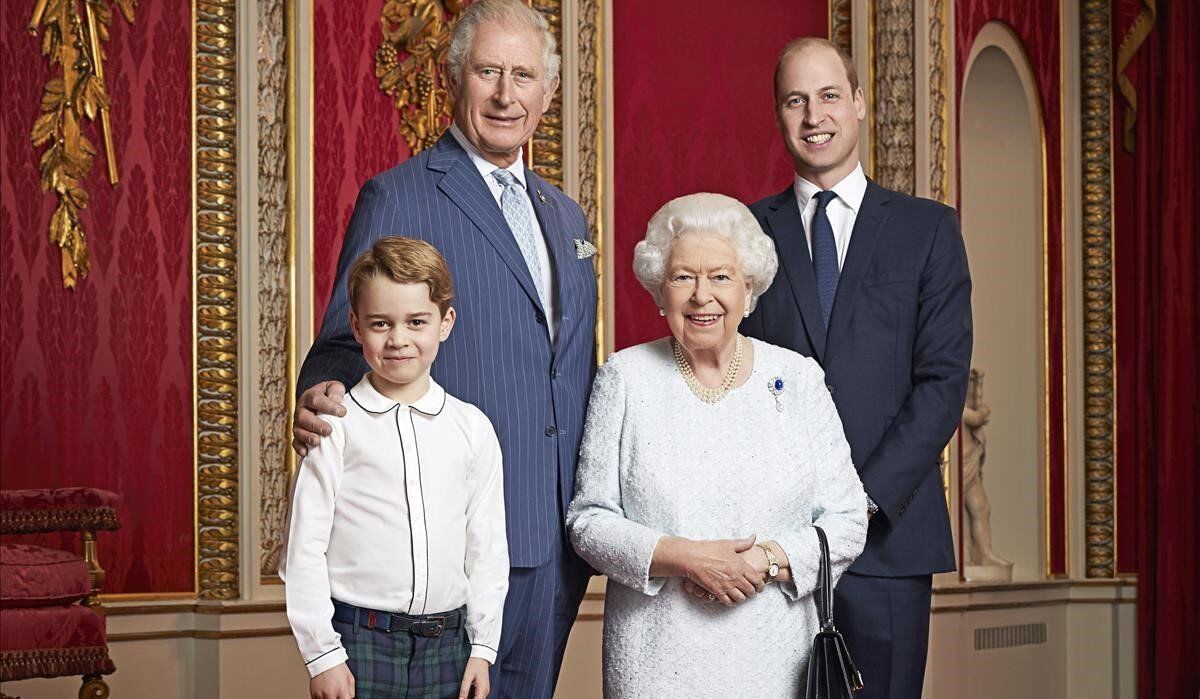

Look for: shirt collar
[348,373,447,416]
[449,123,527,188]
[792,162,868,213]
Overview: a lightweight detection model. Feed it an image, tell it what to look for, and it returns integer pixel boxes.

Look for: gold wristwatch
[756,543,779,583]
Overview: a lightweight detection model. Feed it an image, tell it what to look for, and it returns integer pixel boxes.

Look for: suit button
[551,368,559,379]
[545,425,557,437]
[826,384,835,396]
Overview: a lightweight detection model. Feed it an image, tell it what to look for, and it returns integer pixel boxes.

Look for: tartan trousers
[332,610,471,698]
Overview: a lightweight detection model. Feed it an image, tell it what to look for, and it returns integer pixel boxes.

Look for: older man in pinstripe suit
[292,2,596,696]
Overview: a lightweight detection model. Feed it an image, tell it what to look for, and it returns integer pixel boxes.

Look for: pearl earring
[658,308,666,317]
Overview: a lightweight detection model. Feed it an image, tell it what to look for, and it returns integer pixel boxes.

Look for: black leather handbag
[805,526,865,698]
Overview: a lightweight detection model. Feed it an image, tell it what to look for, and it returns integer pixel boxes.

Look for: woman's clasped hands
[653,535,769,607]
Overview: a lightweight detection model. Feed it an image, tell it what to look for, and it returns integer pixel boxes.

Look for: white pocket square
[574,238,598,259]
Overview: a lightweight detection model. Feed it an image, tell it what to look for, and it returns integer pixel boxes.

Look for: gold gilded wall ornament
[375,0,466,154]
[195,0,240,601]
[374,0,564,178]
[28,0,136,289]
[1081,0,1117,578]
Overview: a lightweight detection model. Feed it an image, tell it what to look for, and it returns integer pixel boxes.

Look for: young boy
[281,237,508,699]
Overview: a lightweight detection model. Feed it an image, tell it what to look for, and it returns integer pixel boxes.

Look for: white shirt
[449,124,557,340]
[280,375,509,677]
[793,163,869,271]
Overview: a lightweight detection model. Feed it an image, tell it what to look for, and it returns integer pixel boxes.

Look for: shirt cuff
[306,647,349,678]
[470,643,498,665]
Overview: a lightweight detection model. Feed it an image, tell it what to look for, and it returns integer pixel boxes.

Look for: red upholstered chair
[0,488,120,698]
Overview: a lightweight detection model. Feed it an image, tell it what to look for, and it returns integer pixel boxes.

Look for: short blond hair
[348,237,454,315]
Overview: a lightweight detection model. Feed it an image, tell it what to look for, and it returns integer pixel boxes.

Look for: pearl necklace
[672,336,743,404]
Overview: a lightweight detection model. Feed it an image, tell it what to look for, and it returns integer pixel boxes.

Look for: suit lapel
[825,181,891,356]
[429,135,546,312]
[764,188,827,361]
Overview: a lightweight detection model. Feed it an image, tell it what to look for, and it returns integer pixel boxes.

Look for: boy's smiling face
[350,276,455,403]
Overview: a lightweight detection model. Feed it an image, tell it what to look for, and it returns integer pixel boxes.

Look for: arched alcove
[959,24,1046,582]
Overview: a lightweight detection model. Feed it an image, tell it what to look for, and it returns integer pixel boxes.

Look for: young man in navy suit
[291,2,597,696]
[741,37,972,698]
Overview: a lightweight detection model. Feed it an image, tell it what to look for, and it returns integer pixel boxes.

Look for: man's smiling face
[775,43,867,189]
[449,21,558,168]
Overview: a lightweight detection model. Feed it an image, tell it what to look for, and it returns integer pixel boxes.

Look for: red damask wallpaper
[0,2,194,593]
[313,0,404,327]
[612,1,828,350]
[954,0,1068,576]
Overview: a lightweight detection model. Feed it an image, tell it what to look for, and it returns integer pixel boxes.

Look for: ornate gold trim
[928,0,949,203]
[528,0,564,188]
[375,1,457,154]
[830,0,852,56]
[1041,96,1053,579]
[0,506,119,533]
[195,0,239,600]
[1080,0,1116,578]
[255,0,295,585]
[575,0,604,362]
[871,0,916,194]
[28,0,136,288]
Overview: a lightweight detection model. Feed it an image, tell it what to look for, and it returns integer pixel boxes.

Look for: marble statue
[962,368,1013,582]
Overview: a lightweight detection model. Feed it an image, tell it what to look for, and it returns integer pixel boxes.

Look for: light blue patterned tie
[811,190,839,328]
[492,169,548,309]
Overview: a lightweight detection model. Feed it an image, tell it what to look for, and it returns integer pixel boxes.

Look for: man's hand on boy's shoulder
[293,381,348,457]
[310,662,354,699]
[459,657,491,699]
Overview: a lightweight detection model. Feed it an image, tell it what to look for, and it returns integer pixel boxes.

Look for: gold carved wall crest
[28,0,136,289]
[375,0,466,154]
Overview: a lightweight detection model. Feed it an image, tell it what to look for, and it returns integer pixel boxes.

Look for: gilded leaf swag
[29,0,136,288]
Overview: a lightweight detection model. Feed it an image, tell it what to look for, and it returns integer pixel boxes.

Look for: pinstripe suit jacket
[299,132,598,569]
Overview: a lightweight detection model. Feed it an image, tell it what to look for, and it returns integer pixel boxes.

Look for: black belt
[331,600,464,637]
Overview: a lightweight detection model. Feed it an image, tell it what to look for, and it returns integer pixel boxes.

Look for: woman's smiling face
[660,230,751,357]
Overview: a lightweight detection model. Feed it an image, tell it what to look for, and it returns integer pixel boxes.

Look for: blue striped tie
[492,169,549,309]
[811,190,839,328]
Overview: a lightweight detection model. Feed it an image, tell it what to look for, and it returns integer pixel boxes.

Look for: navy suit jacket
[298,133,598,569]
[741,180,971,576]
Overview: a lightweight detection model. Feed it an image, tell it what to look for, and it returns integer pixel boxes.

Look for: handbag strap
[814,525,835,630]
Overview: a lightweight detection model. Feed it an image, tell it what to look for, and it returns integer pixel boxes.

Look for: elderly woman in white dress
[566,193,868,697]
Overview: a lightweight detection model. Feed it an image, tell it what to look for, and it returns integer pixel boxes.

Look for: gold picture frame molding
[194,0,240,601]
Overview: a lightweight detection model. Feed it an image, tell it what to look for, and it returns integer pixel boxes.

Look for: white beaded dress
[567,337,868,698]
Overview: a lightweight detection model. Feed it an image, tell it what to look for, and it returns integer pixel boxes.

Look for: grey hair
[633,193,779,312]
[445,0,561,86]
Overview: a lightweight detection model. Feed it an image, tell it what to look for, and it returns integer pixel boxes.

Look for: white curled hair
[445,0,561,86]
[633,193,779,312]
